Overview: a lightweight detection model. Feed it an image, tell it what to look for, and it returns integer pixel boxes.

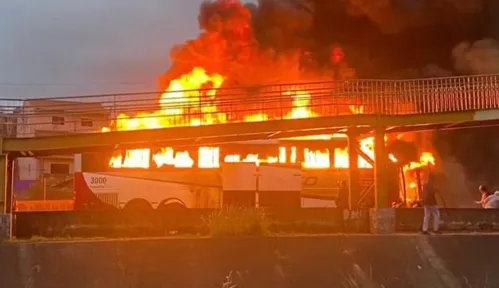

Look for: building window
[50,163,70,174]
[52,116,65,125]
[81,118,93,127]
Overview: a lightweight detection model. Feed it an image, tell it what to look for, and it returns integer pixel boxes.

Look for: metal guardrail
[13,208,357,238]
[395,208,499,231]
[2,74,499,136]
[13,207,499,238]
[15,200,74,212]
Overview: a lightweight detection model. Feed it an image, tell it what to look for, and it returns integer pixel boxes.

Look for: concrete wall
[1,235,498,288]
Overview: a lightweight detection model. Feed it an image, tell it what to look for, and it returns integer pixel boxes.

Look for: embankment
[1,235,498,288]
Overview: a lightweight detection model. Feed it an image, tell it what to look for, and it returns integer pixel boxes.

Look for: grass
[11,207,351,240]
[203,206,350,237]
[203,206,270,237]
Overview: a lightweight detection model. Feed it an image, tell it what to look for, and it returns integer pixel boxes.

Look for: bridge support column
[370,127,395,234]
[0,151,13,240]
[347,129,360,210]
[0,136,14,240]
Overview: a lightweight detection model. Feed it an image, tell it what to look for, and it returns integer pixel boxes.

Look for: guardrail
[2,74,499,136]
[15,200,74,212]
[12,207,499,239]
[395,208,499,231]
[13,208,367,239]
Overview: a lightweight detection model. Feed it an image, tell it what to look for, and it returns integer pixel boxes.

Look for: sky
[0,0,256,99]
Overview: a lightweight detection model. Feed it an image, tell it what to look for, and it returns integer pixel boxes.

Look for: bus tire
[156,199,186,210]
[123,199,153,212]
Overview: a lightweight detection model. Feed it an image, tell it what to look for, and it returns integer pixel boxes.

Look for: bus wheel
[123,199,153,212]
[157,200,187,235]
[156,199,186,210]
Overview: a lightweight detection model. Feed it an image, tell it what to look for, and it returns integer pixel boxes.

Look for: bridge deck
[2,74,499,155]
[4,111,498,156]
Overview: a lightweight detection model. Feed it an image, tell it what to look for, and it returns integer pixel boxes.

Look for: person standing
[336,180,349,209]
[421,173,440,235]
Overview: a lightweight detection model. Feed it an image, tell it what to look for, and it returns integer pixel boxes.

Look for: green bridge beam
[0,110,477,220]
[2,112,474,155]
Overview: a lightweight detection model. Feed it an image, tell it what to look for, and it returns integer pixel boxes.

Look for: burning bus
[13,0,443,212]
[74,139,390,211]
[73,135,434,211]
[73,67,434,211]
[15,67,436,212]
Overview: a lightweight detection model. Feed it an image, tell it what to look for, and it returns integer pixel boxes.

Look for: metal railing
[2,74,499,137]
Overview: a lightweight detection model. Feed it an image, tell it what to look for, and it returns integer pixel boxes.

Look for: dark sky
[0,0,256,98]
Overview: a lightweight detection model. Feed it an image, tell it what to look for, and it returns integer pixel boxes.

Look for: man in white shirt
[475,186,499,209]
[484,191,499,209]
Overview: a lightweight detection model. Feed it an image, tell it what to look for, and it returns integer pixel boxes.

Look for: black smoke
[244,0,499,184]
[179,0,499,184]
[246,0,499,77]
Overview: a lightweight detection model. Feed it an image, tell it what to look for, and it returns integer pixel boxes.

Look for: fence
[13,208,365,238]
[2,74,499,136]
[12,207,499,239]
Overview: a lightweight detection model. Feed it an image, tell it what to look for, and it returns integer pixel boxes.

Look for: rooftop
[23,99,108,115]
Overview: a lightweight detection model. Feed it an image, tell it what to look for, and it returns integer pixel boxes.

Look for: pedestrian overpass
[3,74,499,155]
[1,74,499,212]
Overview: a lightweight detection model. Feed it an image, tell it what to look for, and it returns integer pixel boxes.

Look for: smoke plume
[345,0,483,34]
[163,0,498,83]
[160,0,361,90]
[162,0,497,83]
[453,38,499,74]
[160,0,499,185]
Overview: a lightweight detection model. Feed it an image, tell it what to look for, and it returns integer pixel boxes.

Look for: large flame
[100,0,435,206]
[102,67,435,203]
[103,67,434,169]
[109,67,226,133]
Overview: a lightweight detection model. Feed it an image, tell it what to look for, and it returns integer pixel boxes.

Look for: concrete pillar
[370,126,395,234]
[373,127,387,208]
[0,152,13,240]
[347,129,360,210]
[0,153,7,214]
[0,214,10,240]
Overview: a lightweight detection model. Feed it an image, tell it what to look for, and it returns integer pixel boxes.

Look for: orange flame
[104,67,226,168]
[103,67,435,182]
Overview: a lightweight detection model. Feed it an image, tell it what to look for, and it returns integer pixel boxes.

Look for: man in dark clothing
[421,173,440,234]
[336,181,349,209]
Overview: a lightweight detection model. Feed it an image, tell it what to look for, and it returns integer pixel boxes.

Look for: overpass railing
[2,74,499,136]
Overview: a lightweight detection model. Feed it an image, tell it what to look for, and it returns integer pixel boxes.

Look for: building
[15,99,109,182]
[0,112,17,137]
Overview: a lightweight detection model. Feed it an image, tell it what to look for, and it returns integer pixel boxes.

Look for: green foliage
[203,206,270,237]
[221,270,246,288]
